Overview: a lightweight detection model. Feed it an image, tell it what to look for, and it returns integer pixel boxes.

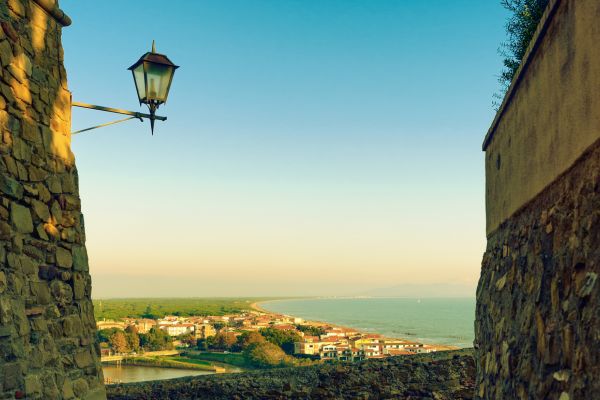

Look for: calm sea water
[102,365,213,384]
[261,298,475,348]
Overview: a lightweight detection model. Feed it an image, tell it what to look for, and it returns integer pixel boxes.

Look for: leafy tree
[139,328,173,351]
[141,305,156,319]
[211,332,237,350]
[243,342,292,368]
[296,325,325,337]
[97,328,120,343]
[259,328,302,355]
[236,331,266,350]
[212,322,226,332]
[178,333,197,347]
[196,338,209,351]
[124,326,140,352]
[496,0,549,106]
[109,331,129,354]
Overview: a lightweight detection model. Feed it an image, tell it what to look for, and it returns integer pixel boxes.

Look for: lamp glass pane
[133,64,146,101]
[144,62,174,102]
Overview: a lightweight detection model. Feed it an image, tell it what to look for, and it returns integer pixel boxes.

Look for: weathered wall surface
[476,0,600,398]
[0,1,105,399]
[476,140,599,399]
[482,0,600,235]
[107,350,476,400]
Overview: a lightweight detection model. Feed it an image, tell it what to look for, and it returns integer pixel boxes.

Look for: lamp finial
[151,40,156,53]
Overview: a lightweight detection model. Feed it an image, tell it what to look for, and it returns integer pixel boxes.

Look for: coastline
[249,297,310,314]
[251,298,341,330]
[252,298,465,350]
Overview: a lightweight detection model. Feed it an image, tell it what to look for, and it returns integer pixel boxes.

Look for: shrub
[495,0,549,107]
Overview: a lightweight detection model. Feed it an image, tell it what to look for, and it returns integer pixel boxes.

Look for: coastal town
[97,306,458,363]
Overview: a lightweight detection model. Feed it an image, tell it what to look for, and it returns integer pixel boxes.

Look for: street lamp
[71,41,179,135]
[128,41,179,134]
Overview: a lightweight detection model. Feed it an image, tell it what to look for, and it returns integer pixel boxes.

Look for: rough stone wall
[106,350,476,400]
[0,1,105,399]
[476,140,600,399]
[476,0,600,398]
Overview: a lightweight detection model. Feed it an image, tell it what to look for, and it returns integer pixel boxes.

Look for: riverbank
[103,365,214,385]
[103,356,221,372]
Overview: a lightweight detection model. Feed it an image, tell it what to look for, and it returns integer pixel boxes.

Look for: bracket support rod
[72,101,167,121]
[71,116,141,135]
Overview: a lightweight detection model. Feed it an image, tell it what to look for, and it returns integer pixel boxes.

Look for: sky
[61,1,508,298]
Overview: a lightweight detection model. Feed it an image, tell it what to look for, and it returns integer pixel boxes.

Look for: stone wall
[106,349,476,400]
[0,1,105,399]
[476,140,599,399]
[476,0,600,398]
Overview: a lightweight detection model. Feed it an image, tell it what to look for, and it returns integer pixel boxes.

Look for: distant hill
[355,283,476,298]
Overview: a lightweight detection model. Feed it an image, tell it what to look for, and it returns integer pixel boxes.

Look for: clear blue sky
[62,1,508,298]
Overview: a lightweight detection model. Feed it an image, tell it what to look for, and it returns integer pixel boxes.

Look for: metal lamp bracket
[71,101,167,135]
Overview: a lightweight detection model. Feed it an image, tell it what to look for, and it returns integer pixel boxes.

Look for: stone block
[62,379,75,399]
[0,174,23,198]
[73,272,86,300]
[50,280,73,304]
[72,245,89,271]
[0,40,12,67]
[0,270,6,293]
[56,246,73,268]
[74,349,94,368]
[22,121,41,143]
[43,222,60,240]
[72,377,89,397]
[10,202,33,233]
[0,220,10,239]
[24,374,42,397]
[31,281,52,305]
[2,361,22,390]
[62,315,82,337]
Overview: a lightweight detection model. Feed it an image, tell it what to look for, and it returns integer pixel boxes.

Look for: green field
[167,356,212,367]
[183,351,257,370]
[92,298,281,320]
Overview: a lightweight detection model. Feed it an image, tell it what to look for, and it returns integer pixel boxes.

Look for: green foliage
[259,328,302,355]
[168,356,211,366]
[296,324,325,337]
[495,0,549,107]
[92,298,275,320]
[178,333,197,347]
[243,342,291,368]
[212,322,226,332]
[139,328,174,351]
[196,338,209,351]
[124,325,140,352]
[97,328,120,343]
[210,332,237,350]
[185,352,256,369]
[109,331,129,353]
[236,331,266,350]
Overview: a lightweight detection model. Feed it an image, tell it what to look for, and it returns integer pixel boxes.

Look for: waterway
[102,365,214,384]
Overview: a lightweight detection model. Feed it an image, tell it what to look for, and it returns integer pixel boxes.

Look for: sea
[260,297,475,348]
